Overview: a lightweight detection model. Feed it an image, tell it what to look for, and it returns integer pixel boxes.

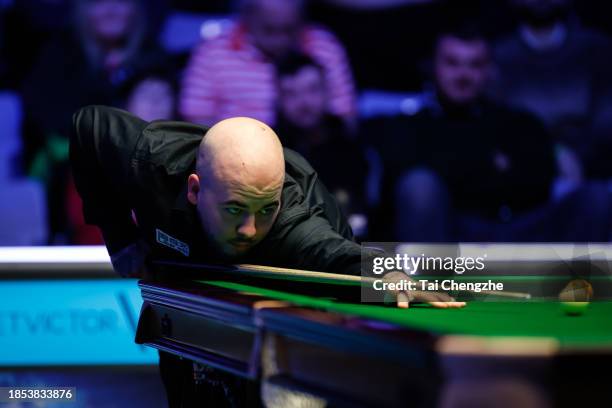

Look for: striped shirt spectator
[180,22,356,126]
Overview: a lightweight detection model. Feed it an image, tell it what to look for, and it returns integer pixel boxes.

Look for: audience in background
[125,77,176,121]
[0,0,609,245]
[309,0,442,92]
[493,0,612,180]
[179,0,356,126]
[369,27,612,242]
[21,0,168,243]
[275,53,368,230]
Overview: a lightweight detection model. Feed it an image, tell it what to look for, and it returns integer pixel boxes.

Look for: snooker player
[70,105,464,407]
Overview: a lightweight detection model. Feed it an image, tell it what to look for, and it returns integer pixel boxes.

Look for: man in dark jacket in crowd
[70,105,463,407]
[370,26,611,242]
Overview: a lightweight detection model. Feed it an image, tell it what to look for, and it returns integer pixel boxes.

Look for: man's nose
[237,214,256,238]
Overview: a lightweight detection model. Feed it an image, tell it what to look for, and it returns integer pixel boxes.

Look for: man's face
[86,0,136,42]
[434,36,491,105]
[278,66,327,129]
[193,172,283,258]
[245,0,302,59]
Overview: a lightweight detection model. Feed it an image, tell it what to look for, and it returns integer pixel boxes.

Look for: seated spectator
[122,67,178,121]
[275,53,368,229]
[21,0,167,243]
[492,0,612,179]
[370,26,611,242]
[179,0,356,127]
[125,76,176,121]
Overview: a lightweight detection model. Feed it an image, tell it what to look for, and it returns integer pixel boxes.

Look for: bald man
[71,105,358,276]
[70,105,360,407]
[70,105,461,407]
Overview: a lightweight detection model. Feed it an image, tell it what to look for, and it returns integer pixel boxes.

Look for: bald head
[197,117,285,190]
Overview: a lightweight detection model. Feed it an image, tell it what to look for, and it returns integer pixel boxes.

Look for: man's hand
[383,271,466,309]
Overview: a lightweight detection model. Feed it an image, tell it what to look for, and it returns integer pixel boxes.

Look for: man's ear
[187,174,200,205]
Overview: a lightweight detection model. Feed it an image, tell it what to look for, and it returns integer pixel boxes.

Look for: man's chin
[223,242,253,257]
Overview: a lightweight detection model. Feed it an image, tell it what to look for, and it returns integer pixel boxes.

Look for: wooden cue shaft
[236,264,364,282]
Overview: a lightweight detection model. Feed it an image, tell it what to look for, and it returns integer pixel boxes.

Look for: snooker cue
[238,264,531,299]
[156,260,531,299]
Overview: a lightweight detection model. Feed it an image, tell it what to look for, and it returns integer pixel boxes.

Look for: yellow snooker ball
[561,301,589,316]
[558,279,593,302]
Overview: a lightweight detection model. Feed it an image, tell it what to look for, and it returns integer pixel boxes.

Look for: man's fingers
[398,290,467,309]
[382,272,465,310]
[429,292,455,302]
[429,301,467,308]
[397,292,411,309]
[413,290,454,303]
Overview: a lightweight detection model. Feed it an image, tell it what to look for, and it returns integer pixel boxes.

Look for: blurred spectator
[275,53,368,226]
[493,0,612,179]
[126,77,176,121]
[369,26,611,242]
[21,0,167,243]
[0,0,170,88]
[308,0,515,92]
[122,68,178,121]
[179,0,356,126]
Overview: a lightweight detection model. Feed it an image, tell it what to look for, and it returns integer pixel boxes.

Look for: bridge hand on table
[383,271,467,309]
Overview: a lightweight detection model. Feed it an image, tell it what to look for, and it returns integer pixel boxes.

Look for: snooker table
[135,265,612,407]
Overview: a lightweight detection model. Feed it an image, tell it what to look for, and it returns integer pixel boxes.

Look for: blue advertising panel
[0,280,157,365]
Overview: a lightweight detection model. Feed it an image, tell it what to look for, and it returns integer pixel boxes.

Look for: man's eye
[225,207,242,215]
[259,207,276,215]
